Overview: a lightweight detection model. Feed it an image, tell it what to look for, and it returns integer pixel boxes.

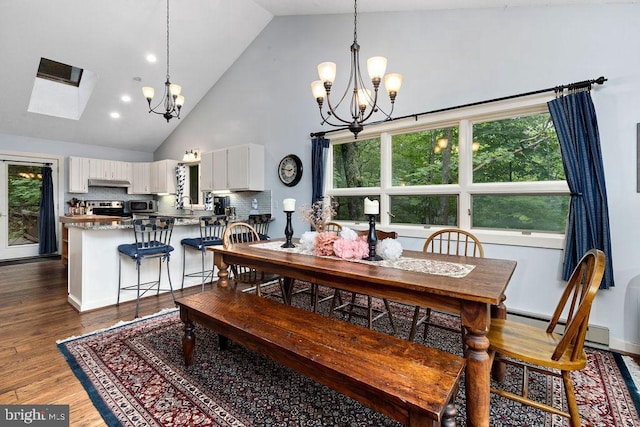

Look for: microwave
[128,200,157,213]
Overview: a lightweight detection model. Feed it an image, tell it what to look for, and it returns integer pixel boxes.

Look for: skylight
[36,58,83,87]
[28,57,98,120]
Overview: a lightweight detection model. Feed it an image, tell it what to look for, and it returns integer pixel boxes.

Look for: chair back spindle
[548,248,606,361]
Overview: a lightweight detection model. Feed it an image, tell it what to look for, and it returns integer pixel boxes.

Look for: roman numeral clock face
[278,154,303,187]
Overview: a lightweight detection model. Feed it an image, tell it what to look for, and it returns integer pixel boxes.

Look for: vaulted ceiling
[0,0,628,153]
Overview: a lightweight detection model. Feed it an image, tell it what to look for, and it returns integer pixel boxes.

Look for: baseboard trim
[507,308,610,347]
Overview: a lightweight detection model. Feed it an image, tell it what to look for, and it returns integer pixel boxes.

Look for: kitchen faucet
[181,196,193,214]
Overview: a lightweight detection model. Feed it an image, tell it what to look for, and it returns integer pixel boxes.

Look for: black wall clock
[278,154,303,187]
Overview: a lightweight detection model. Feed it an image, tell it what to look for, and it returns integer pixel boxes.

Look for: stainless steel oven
[128,200,157,214]
[86,200,125,216]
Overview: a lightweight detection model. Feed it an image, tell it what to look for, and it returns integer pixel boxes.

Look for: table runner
[253,240,475,278]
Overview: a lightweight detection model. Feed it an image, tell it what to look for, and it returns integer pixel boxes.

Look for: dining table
[209,238,517,427]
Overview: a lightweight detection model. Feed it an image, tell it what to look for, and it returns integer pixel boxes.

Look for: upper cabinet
[68,157,178,195]
[229,144,264,191]
[200,149,228,192]
[149,159,178,194]
[128,162,151,195]
[88,159,131,181]
[201,144,264,192]
[68,156,90,193]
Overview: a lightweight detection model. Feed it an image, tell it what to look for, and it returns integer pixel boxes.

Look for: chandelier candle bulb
[283,198,296,212]
[364,198,379,215]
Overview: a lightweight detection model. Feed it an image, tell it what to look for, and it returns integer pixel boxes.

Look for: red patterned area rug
[57,287,640,426]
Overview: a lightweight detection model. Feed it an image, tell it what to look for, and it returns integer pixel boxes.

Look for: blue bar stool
[117,217,176,318]
[180,216,227,291]
[248,214,271,240]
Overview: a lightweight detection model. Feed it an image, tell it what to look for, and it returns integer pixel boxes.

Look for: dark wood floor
[1,258,638,426]
[0,258,201,426]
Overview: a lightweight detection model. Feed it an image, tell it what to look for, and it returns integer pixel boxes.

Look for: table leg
[491,295,507,382]
[461,301,491,427]
[214,252,229,288]
[281,277,295,305]
[180,308,195,367]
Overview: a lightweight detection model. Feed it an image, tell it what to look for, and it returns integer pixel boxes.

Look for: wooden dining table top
[210,238,516,308]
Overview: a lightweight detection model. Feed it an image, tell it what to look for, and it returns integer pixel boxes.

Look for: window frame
[324,93,568,249]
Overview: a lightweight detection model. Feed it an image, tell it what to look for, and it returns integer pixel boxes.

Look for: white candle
[364,197,379,215]
[283,198,296,212]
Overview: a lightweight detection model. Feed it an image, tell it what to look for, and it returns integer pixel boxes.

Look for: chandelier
[142,0,184,122]
[310,0,403,138]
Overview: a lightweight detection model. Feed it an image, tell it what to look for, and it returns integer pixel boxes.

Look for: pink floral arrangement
[313,231,339,256]
[333,236,369,260]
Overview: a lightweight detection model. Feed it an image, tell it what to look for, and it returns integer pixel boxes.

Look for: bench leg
[441,402,458,427]
[182,319,195,366]
[219,335,230,350]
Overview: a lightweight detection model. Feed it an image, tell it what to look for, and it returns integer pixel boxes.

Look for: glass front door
[0,157,56,260]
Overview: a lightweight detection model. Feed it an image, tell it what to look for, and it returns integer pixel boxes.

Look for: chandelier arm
[323,76,356,126]
[318,107,351,127]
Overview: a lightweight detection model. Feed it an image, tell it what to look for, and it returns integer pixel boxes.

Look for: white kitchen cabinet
[150,159,178,194]
[200,151,214,191]
[68,156,90,193]
[89,159,131,181]
[112,161,131,181]
[128,162,151,194]
[88,158,106,179]
[200,149,228,192]
[226,144,264,191]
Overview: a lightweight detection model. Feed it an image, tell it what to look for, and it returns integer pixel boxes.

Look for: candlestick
[283,198,296,212]
[365,213,382,261]
[282,211,295,248]
[364,197,379,215]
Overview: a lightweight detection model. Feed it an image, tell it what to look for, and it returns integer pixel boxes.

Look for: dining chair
[409,228,484,342]
[292,221,344,312]
[329,229,397,334]
[180,216,227,291]
[488,248,606,427]
[117,217,176,318]
[248,214,272,240]
[222,222,284,299]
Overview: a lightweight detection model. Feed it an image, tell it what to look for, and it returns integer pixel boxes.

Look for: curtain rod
[310,76,607,138]
[2,159,52,166]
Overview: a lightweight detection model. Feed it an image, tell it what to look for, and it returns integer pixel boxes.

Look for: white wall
[156,4,640,353]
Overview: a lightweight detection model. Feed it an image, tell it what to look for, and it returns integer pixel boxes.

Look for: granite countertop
[65,217,201,230]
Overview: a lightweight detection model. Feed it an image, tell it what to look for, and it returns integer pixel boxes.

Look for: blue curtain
[311,136,330,204]
[548,91,614,288]
[38,165,57,254]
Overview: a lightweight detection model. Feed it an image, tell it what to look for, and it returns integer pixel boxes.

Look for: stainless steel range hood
[87,179,131,188]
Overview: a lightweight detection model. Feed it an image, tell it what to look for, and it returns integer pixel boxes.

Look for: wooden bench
[176,287,466,427]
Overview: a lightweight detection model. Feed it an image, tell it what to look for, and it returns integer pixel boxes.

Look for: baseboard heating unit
[507,309,609,347]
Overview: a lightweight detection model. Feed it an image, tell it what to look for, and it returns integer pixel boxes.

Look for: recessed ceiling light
[110,112,121,119]
[121,95,131,103]
[146,54,157,63]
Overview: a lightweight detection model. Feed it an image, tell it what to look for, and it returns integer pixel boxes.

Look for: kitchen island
[60,214,122,266]
[65,217,219,312]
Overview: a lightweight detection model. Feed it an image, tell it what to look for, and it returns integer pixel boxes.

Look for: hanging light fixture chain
[353,0,358,43]
[166,0,170,81]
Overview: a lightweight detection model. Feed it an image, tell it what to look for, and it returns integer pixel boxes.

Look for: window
[182,163,203,206]
[325,94,569,248]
